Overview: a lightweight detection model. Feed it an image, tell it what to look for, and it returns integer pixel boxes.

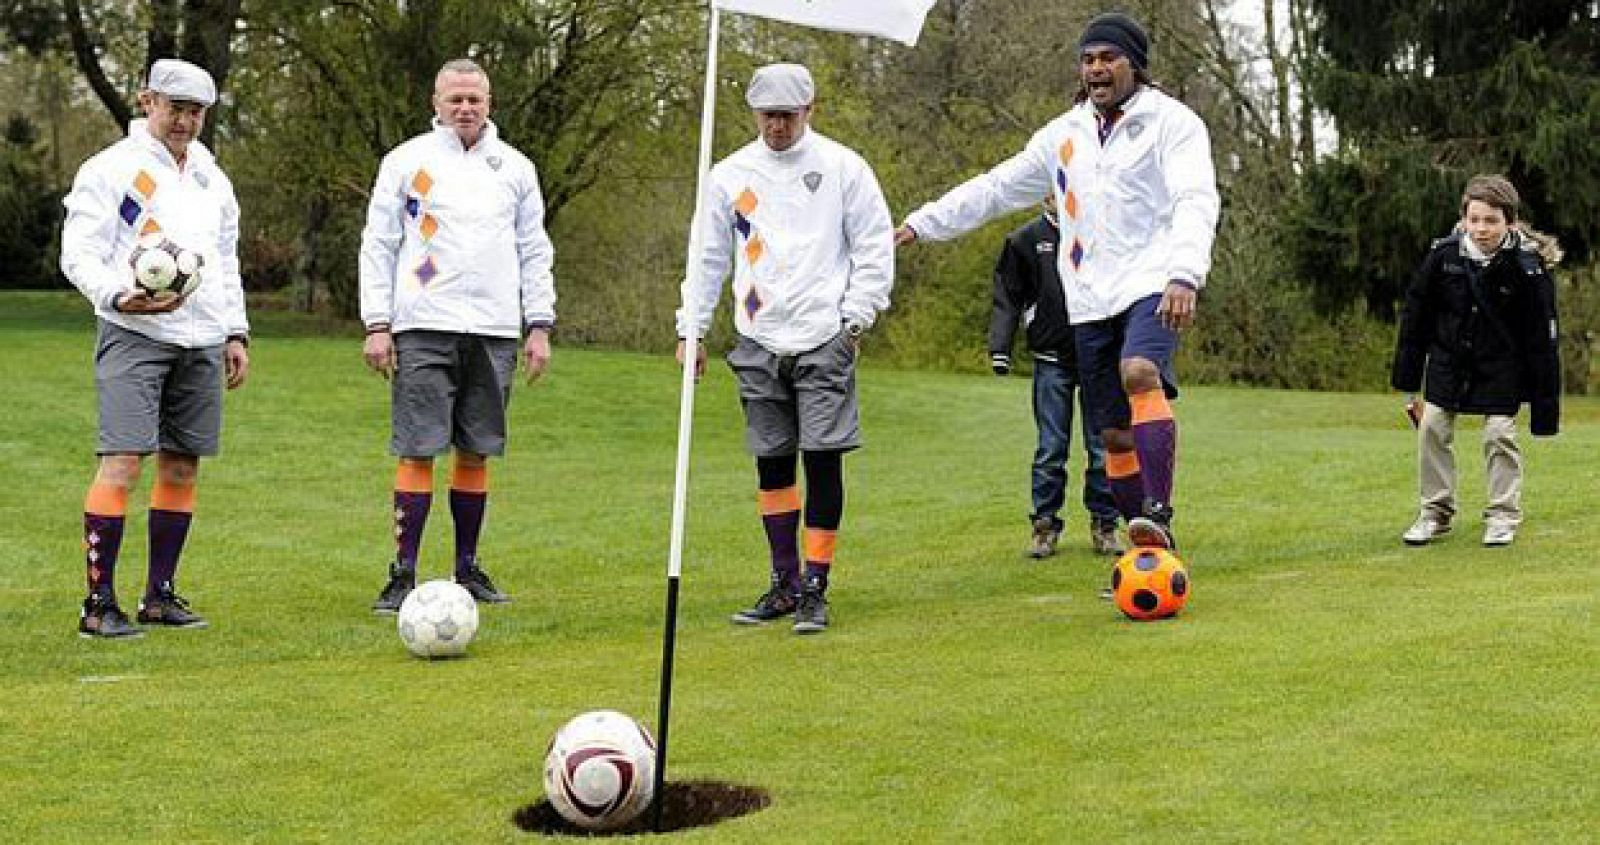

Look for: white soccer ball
[127,234,204,297]
[543,710,657,831]
[396,579,479,658]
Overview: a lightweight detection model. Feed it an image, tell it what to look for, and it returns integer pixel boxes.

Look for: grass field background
[2,292,1597,842]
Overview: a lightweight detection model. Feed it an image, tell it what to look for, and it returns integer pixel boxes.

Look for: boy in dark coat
[1391,174,1561,547]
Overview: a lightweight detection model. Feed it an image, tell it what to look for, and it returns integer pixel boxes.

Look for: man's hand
[1156,281,1197,331]
[522,328,551,384]
[675,339,708,381]
[114,289,185,315]
[224,339,249,390]
[363,330,397,379]
[893,225,917,248]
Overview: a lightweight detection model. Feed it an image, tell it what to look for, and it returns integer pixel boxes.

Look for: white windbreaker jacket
[904,88,1220,324]
[359,120,555,338]
[677,129,894,355]
[60,120,249,347]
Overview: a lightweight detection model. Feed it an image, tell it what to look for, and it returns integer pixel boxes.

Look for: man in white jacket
[60,58,251,637]
[359,58,556,612]
[677,63,894,634]
[897,12,1218,557]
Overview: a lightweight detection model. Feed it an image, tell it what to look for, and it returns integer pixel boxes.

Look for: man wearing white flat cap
[60,57,250,637]
[677,62,894,635]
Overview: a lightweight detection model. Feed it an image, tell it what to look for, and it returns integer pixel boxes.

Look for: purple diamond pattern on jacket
[119,195,141,226]
[405,196,420,219]
[743,287,763,319]
[416,255,439,286]
[1069,238,1085,269]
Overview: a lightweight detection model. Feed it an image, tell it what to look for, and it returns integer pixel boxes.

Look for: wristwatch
[845,321,865,339]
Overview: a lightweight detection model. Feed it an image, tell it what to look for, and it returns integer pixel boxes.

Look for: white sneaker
[1402,514,1451,546]
[1482,523,1516,547]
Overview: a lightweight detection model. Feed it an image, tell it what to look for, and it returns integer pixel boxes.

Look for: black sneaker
[456,564,511,604]
[372,563,415,614]
[793,588,830,634]
[79,593,143,639]
[137,584,209,629]
[730,583,798,625]
[1127,500,1176,550]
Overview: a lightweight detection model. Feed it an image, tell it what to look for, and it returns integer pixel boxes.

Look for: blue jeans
[1031,358,1118,529]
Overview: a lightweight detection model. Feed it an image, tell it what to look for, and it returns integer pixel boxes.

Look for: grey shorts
[391,330,519,458]
[727,331,861,457]
[95,320,224,456]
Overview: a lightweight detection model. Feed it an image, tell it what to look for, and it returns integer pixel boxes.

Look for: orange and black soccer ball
[1111,547,1189,620]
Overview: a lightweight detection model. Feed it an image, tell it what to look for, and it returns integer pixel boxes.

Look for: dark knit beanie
[1078,12,1150,70]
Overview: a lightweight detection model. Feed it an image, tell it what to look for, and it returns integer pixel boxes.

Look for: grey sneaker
[79,593,144,639]
[1027,517,1061,559]
[1128,500,1176,550]
[1402,514,1451,546]
[793,588,829,634]
[1482,522,1516,547]
[1090,520,1124,556]
[137,584,208,629]
[456,564,511,604]
[731,582,798,625]
[372,562,415,614]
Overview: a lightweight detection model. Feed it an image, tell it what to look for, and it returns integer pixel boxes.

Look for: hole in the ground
[513,780,771,836]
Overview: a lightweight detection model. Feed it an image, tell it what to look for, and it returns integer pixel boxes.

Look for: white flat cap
[746,63,814,111]
[146,59,217,107]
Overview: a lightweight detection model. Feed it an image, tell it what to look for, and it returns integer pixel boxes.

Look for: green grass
[1,291,1597,843]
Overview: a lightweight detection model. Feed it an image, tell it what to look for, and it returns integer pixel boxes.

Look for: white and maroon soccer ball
[396,579,479,658]
[543,710,657,831]
[128,234,204,297]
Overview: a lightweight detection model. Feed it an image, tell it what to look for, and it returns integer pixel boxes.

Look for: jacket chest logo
[803,171,823,193]
[486,156,503,171]
[1124,120,1144,140]
[192,169,210,189]
[1036,242,1055,255]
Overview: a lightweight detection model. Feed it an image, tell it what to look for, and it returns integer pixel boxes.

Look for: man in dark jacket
[1391,174,1561,548]
[992,208,1121,558]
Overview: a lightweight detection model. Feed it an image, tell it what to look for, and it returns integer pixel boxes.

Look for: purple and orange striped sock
[759,486,802,591]
[147,478,196,596]
[803,528,836,592]
[84,483,128,596]
[1130,388,1177,508]
[1105,449,1144,522]
[394,459,434,573]
[450,458,489,577]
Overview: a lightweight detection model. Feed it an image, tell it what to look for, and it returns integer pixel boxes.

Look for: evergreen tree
[1292,1,1600,317]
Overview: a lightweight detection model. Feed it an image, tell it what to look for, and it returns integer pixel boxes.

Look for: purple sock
[395,491,431,572]
[146,509,193,596]
[1109,474,1145,522]
[450,489,487,576]
[1132,418,1177,507]
[762,510,801,590]
[85,513,125,596]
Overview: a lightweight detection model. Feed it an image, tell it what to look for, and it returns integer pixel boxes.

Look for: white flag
[713,0,936,47]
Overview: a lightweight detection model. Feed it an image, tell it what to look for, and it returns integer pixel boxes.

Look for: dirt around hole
[513,780,771,836]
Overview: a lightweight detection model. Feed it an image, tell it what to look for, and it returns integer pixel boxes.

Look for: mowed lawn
[1,291,1596,843]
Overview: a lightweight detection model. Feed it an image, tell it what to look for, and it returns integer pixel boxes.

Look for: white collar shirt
[904,88,1219,324]
[359,119,556,337]
[60,119,249,346]
[677,129,894,355]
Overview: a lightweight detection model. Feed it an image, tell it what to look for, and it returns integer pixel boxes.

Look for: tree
[1292,0,1600,317]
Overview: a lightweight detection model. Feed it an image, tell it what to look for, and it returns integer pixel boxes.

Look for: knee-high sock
[450,458,489,576]
[1130,389,1177,508]
[757,455,800,590]
[1105,448,1144,522]
[802,450,844,592]
[394,460,434,572]
[147,479,196,596]
[84,483,129,596]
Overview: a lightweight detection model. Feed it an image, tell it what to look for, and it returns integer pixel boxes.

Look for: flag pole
[654,1,721,832]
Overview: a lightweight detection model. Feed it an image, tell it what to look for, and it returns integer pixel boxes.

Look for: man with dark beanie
[896,11,1218,567]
